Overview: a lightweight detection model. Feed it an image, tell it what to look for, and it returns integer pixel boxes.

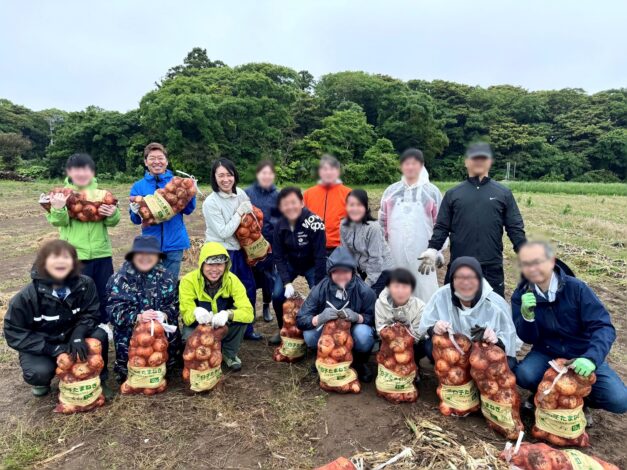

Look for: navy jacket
[245,182,279,243]
[512,265,616,367]
[129,170,196,252]
[273,208,327,285]
[297,247,376,331]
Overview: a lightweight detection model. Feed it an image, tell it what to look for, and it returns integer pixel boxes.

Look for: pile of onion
[316,318,360,394]
[469,341,523,439]
[376,323,418,403]
[273,297,306,363]
[130,176,197,226]
[532,358,596,447]
[501,442,619,470]
[54,337,106,413]
[235,206,270,266]
[41,187,117,222]
[182,324,228,391]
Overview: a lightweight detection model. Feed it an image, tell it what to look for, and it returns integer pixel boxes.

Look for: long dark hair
[210,158,239,193]
[34,240,81,280]
[344,189,375,225]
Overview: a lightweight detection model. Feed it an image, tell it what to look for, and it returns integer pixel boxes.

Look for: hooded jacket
[202,188,250,251]
[304,182,351,248]
[4,270,100,355]
[512,264,616,367]
[375,288,425,339]
[179,242,254,326]
[245,182,279,243]
[130,170,196,252]
[296,247,376,331]
[47,177,121,260]
[340,219,393,286]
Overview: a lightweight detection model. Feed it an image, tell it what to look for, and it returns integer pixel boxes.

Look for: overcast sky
[1,0,625,112]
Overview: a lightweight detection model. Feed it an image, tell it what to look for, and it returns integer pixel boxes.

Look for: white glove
[284,283,295,299]
[483,327,498,344]
[194,307,213,325]
[236,201,253,216]
[418,248,438,275]
[435,252,445,269]
[212,310,230,328]
[129,202,141,215]
[154,310,177,333]
[433,320,452,335]
[98,323,113,341]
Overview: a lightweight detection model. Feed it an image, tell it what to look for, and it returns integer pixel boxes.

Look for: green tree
[164,47,226,82]
[344,138,399,184]
[0,132,33,171]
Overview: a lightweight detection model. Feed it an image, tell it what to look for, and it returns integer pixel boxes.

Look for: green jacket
[46,178,120,260]
[179,242,254,326]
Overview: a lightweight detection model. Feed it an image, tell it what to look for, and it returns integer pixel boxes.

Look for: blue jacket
[512,265,616,367]
[129,170,196,252]
[296,247,376,331]
[245,182,279,243]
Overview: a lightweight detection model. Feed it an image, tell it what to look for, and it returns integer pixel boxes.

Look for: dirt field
[0,181,625,469]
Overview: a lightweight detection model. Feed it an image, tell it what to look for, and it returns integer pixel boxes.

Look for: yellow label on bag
[190,366,222,392]
[144,192,175,223]
[82,189,107,202]
[535,405,586,439]
[243,236,270,261]
[127,364,166,389]
[316,360,357,387]
[481,396,515,430]
[440,381,480,411]
[59,376,101,406]
[375,364,416,394]
[563,450,604,470]
[279,336,306,358]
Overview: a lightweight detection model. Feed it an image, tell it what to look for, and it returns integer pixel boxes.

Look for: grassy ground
[0,180,625,469]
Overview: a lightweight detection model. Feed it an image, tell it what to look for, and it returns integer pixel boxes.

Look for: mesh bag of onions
[54,338,106,413]
[120,321,169,395]
[130,176,197,226]
[273,296,306,363]
[315,319,361,394]
[182,324,228,392]
[532,358,596,447]
[469,341,523,439]
[501,442,619,470]
[375,323,418,403]
[234,206,271,266]
[432,332,480,416]
[40,187,118,222]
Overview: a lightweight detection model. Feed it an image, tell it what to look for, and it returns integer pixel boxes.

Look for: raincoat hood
[326,246,357,274]
[449,256,483,308]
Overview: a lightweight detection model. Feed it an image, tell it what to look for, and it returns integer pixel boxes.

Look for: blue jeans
[515,349,627,414]
[303,324,375,353]
[272,265,316,328]
[162,250,184,279]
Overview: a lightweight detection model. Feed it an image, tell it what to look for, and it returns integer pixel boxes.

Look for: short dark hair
[344,189,375,225]
[399,148,424,165]
[65,153,95,171]
[256,159,275,174]
[143,142,168,159]
[34,240,81,279]
[210,158,240,193]
[277,186,303,205]
[386,268,417,291]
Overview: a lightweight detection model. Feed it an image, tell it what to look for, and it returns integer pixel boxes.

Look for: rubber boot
[268,332,281,346]
[223,355,242,372]
[583,406,594,428]
[352,351,373,383]
[244,323,263,341]
[31,385,50,397]
[262,303,273,322]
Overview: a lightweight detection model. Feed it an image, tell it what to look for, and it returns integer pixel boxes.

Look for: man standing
[303,155,351,255]
[418,142,526,297]
[129,142,196,279]
[512,241,626,415]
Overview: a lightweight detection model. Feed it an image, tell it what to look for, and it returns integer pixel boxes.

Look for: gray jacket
[340,219,393,286]
[375,287,425,339]
[202,188,250,251]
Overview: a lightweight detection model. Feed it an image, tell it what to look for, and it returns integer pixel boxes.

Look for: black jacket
[273,208,327,285]
[428,177,526,265]
[3,270,100,355]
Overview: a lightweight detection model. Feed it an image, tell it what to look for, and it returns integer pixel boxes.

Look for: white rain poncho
[418,279,522,356]
[379,168,446,302]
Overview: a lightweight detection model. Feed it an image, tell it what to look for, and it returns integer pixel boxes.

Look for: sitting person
[179,242,254,372]
[4,240,109,397]
[513,241,627,415]
[375,268,426,366]
[418,256,520,368]
[297,247,376,382]
[106,235,181,384]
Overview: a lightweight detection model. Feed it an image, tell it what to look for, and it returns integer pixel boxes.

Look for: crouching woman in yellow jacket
[179,242,254,372]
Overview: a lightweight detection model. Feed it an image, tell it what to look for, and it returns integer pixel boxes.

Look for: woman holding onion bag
[202,159,262,341]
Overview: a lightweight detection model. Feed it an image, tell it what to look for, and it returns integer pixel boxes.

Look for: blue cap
[125,235,164,261]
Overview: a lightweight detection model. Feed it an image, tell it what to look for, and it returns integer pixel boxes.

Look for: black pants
[252,257,273,305]
[19,327,109,386]
[445,263,505,298]
[81,257,114,323]
[359,269,390,298]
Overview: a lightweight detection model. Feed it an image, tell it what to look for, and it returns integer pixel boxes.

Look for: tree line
[1,47,625,183]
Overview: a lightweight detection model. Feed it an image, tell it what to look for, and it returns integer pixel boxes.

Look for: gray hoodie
[375,287,425,339]
[340,219,393,286]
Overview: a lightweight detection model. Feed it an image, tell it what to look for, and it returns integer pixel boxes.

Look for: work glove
[212,310,231,328]
[129,202,141,215]
[433,320,452,336]
[194,307,213,325]
[236,201,253,216]
[435,252,445,269]
[68,325,89,361]
[284,283,295,299]
[315,307,338,326]
[341,308,360,323]
[572,358,596,377]
[417,248,438,275]
[520,292,536,321]
[482,327,498,344]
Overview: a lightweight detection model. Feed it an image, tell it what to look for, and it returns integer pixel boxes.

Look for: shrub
[572,170,621,183]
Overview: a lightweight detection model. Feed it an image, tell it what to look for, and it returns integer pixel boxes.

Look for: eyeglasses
[452,275,478,282]
[146,157,167,162]
[519,258,550,268]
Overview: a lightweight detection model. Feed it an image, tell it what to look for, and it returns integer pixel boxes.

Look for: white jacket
[375,287,425,340]
[202,188,250,251]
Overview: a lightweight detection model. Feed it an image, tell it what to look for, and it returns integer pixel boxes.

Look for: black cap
[125,235,164,261]
[465,142,493,159]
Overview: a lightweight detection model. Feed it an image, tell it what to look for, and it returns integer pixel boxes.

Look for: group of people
[4,141,626,420]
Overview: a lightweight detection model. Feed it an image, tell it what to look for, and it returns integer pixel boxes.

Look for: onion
[148,351,165,367]
[57,353,74,371]
[394,351,411,364]
[332,330,348,346]
[153,338,168,352]
[87,354,104,371]
[446,367,466,386]
[130,356,147,367]
[195,346,211,361]
[182,368,190,381]
[183,349,195,361]
[441,347,461,365]
[71,362,91,380]
[199,334,215,347]
[136,346,153,358]
[85,338,102,355]
[330,346,348,361]
[318,335,334,356]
